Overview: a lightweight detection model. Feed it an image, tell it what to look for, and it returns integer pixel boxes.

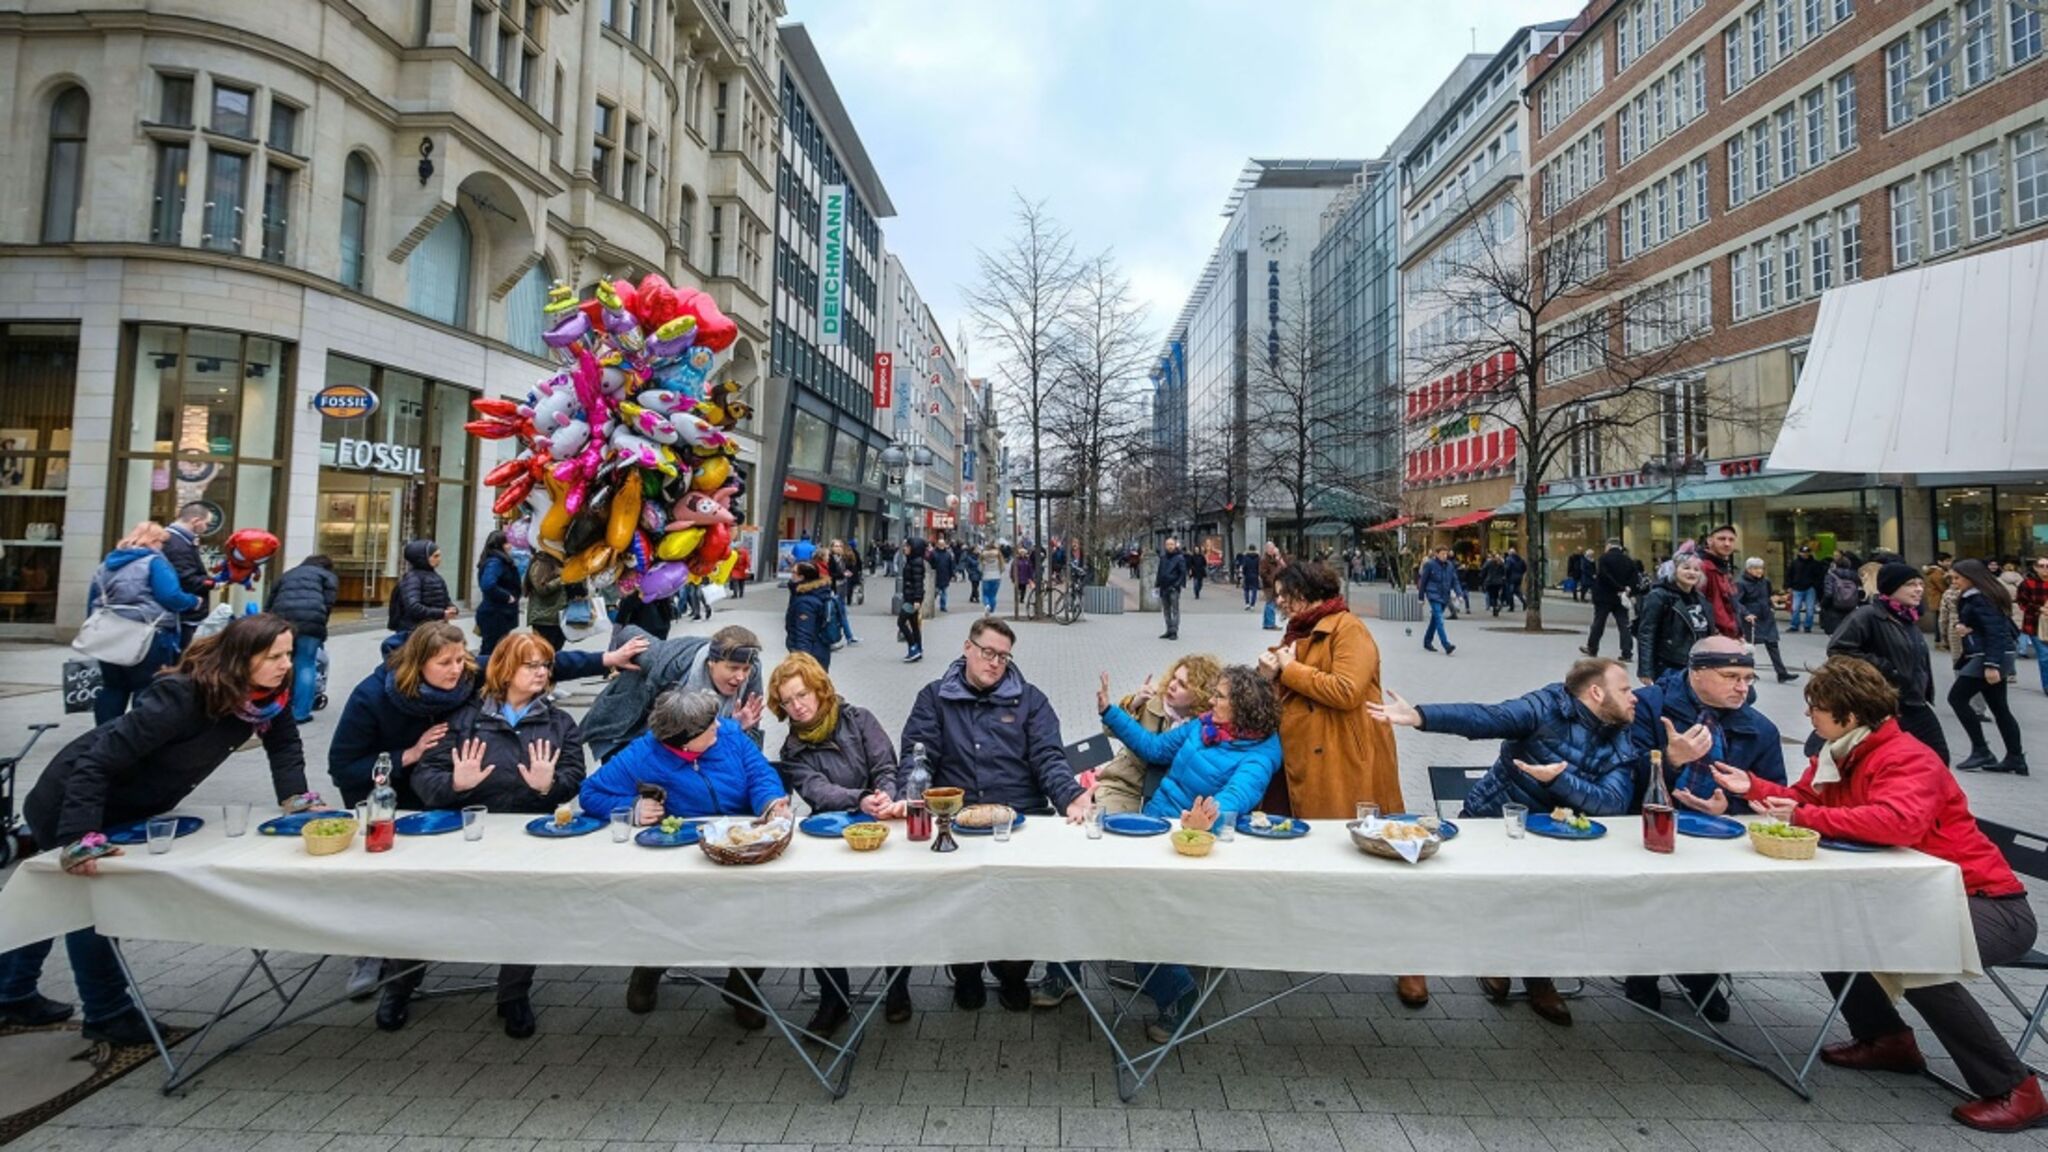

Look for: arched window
[339,153,371,291]
[406,210,471,327]
[42,86,89,243]
[505,260,553,357]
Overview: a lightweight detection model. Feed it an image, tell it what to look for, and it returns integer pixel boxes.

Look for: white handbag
[72,572,167,667]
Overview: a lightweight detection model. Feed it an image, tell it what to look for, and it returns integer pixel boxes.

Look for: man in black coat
[1501,547,1528,612]
[1155,537,1188,640]
[931,535,956,613]
[1784,542,1827,634]
[265,556,339,723]
[162,502,216,646]
[1584,539,1639,661]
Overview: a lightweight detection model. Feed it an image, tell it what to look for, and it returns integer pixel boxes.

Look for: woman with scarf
[1827,562,1948,763]
[1096,664,1283,1041]
[1255,561,1418,1005]
[0,614,311,1045]
[1092,654,1224,814]
[1948,558,2026,774]
[1711,657,2045,1135]
[767,653,910,1035]
[1636,554,1713,683]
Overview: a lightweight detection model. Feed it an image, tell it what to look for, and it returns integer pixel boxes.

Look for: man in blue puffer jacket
[1416,545,1460,655]
[1369,656,1640,1027]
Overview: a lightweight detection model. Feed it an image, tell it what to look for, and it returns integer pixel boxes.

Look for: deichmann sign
[312,383,379,419]
[818,184,847,347]
[331,437,424,475]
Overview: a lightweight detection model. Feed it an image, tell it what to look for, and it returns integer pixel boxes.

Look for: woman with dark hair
[1712,657,2045,1134]
[0,614,311,1045]
[523,551,567,650]
[898,539,927,662]
[474,529,522,660]
[389,539,455,638]
[784,561,836,670]
[1950,559,2026,774]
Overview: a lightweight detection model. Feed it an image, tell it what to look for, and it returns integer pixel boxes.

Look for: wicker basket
[1171,830,1216,858]
[301,818,358,856]
[842,823,889,852]
[1748,823,1820,860]
[1347,820,1440,862]
[699,822,794,865]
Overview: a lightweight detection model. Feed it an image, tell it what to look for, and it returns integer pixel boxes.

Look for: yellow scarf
[794,695,841,745]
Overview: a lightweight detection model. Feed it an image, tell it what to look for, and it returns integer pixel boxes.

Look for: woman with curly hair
[1091,653,1224,814]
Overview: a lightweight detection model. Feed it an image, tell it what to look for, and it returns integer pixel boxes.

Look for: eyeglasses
[519,660,551,672]
[1707,670,1758,687]
[969,640,1014,666]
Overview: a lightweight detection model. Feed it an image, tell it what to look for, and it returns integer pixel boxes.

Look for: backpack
[1826,566,1860,611]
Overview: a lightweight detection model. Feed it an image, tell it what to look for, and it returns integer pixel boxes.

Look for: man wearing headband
[581,624,767,761]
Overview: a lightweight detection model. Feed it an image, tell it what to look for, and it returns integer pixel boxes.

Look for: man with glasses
[900,616,1089,1012]
[581,624,767,761]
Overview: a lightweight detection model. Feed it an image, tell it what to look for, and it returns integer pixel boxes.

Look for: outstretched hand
[1366,691,1422,728]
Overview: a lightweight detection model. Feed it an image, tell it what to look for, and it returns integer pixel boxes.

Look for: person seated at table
[1367,657,1640,1027]
[1709,657,2046,1134]
[376,633,588,1039]
[767,652,910,1035]
[1621,637,1787,1018]
[1091,654,1223,815]
[581,688,791,1027]
[1097,663,1283,1041]
[900,616,1089,1013]
[0,613,311,1046]
[580,624,767,760]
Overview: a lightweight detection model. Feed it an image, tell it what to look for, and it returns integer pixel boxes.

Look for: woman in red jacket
[1711,657,2042,1134]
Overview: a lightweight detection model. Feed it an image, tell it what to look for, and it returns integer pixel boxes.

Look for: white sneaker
[346,956,382,1000]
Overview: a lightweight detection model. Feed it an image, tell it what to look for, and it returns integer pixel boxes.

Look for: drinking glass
[992,816,1013,843]
[1356,802,1379,825]
[1084,805,1103,840]
[354,802,371,831]
[611,808,634,842]
[1503,803,1528,839]
[146,816,178,855]
[461,806,487,841]
[1216,810,1237,842]
[223,802,251,838]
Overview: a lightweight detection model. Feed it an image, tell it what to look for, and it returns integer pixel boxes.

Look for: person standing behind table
[1415,545,1460,656]
[264,554,338,724]
[1709,657,2048,1136]
[1786,543,1827,634]
[1258,542,1286,630]
[1502,546,1528,613]
[473,529,522,660]
[1368,657,1640,1026]
[765,653,911,1034]
[1737,557,1798,684]
[578,624,766,761]
[930,534,956,614]
[978,540,1004,614]
[1236,546,1260,611]
[0,614,310,1045]
[1259,561,1420,1007]
[1583,539,1638,662]
[900,616,1089,1014]
[784,561,836,671]
[388,632,585,1038]
[897,539,928,662]
[85,522,202,724]
[2016,557,2048,692]
[1948,559,2027,775]
[1155,537,1188,640]
[1635,554,1713,683]
[523,552,567,651]
[1091,654,1223,815]
[388,538,456,647]
[1827,561,1948,763]
[162,502,217,648]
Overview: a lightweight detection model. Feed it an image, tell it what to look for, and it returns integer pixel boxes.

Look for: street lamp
[879,443,909,487]
[1640,453,1708,551]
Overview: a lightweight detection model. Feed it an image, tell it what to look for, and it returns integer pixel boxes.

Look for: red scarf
[660,741,704,764]
[1281,597,1350,647]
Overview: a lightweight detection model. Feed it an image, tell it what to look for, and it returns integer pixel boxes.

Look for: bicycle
[2,722,60,868]
[1044,563,1088,625]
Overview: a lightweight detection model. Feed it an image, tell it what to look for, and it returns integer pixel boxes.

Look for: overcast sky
[788,0,1574,367]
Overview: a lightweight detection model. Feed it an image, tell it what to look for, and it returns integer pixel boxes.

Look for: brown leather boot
[1820,1029,1926,1073]
[1523,978,1572,1027]
[625,966,660,1015]
[726,968,767,1031]
[1478,977,1511,1002]
[1395,976,1430,1007]
[1954,1076,2048,1133]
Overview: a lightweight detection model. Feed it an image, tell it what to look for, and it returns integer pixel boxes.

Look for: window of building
[1967,143,2003,240]
[551,67,565,165]
[1731,249,1751,319]
[1923,12,1956,108]
[1782,227,1804,301]
[267,101,299,153]
[789,408,829,473]
[709,205,724,277]
[158,74,193,127]
[1660,377,1708,460]
[150,143,187,244]
[1926,161,1960,254]
[1776,104,1798,181]
[1728,137,1747,206]
[505,261,552,357]
[1833,70,1859,151]
[201,149,247,252]
[41,87,88,244]
[622,116,642,209]
[1839,201,1863,280]
[1756,240,1777,310]
[2016,123,2048,227]
[1890,178,1921,266]
[340,152,370,290]
[592,99,615,193]
[469,2,489,62]
[627,0,642,42]
[1964,0,1998,88]
[1809,214,1834,290]
[714,82,729,151]
[1885,38,1913,127]
[259,164,292,263]
[406,211,471,328]
[1749,123,1770,199]
[211,82,254,138]
[678,187,695,263]
[599,0,617,29]
[1539,34,1604,136]
[2014,0,2043,65]
[1802,88,1827,170]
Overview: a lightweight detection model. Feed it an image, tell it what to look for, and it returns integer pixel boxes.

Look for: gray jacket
[579,626,763,761]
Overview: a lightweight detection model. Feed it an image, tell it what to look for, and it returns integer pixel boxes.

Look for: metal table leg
[667,966,904,1098]
[1613,973,1856,1100]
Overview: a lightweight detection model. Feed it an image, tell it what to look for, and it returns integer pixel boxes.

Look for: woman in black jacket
[0,614,311,1045]
[1635,555,1713,682]
[473,530,522,660]
[766,652,909,1034]
[784,561,836,670]
[1950,559,2026,774]
[1827,562,1947,762]
[388,632,586,1038]
[266,554,339,723]
[388,538,454,640]
[898,539,927,662]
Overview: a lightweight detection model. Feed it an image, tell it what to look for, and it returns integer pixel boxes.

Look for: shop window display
[0,324,78,626]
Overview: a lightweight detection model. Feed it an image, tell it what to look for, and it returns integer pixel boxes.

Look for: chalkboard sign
[62,659,100,714]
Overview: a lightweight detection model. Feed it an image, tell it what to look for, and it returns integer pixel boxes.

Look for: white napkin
[1362,818,1431,864]
[705,816,791,846]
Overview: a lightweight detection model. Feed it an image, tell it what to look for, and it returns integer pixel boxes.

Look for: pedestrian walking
[931,535,956,614]
[1828,562,1948,763]
[1636,554,1713,683]
[1416,545,1459,656]
[1156,537,1188,640]
[83,521,202,724]
[1011,543,1035,616]
[898,539,927,662]
[388,539,456,646]
[1189,548,1206,599]
[524,552,567,651]
[2018,557,2048,691]
[1258,542,1286,630]
[265,554,339,723]
[1502,547,1528,612]
[1696,526,1742,639]
[978,540,1004,613]
[473,529,522,660]
[1236,546,1259,610]
[1480,553,1505,616]
[1583,539,1638,661]
[1786,543,1826,633]
[785,561,836,671]
[161,502,216,648]
[1949,559,2027,774]
[1737,557,1798,683]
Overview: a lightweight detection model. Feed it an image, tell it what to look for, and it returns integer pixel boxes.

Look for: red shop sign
[782,477,824,502]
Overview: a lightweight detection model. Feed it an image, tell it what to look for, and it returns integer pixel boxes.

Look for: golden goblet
[923,787,965,853]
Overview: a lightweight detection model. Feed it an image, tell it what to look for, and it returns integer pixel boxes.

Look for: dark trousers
[951,960,1031,992]
[898,607,922,651]
[1899,700,1954,764]
[1759,640,1790,679]
[1827,895,2037,1097]
[384,958,535,1005]
[96,643,175,726]
[1586,602,1633,658]
[1951,675,2024,758]
[533,623,566,651]
[1160,588,1181,636]
[815,966,911,1010]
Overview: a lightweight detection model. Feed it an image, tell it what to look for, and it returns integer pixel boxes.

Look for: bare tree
[1407,194,1746,630]
[1046,253,1153,569]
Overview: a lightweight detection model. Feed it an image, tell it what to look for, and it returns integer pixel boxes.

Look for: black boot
[375,983,412,1032]
[498,997,537,1039]
[1622,976,1660,1011]
[0,993,75,1028]
[1958,747,2000,772]
[1988,754,2031,776]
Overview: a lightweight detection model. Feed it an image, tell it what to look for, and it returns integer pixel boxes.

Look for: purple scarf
[236,688,289,732]
[1877,594,1921,625]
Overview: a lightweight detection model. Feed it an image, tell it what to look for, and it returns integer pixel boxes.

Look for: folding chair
[1973,820,2048,1062]
[1427,765,1487,820]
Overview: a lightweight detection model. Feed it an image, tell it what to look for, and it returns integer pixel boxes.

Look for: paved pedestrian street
[7,582,2048,1151]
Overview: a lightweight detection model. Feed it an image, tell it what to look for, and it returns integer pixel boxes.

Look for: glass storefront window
[829,428,861,483]
[1999,484,2048,560]
[0,324,79,626]
[789,409,829,474]
[1936,487,1996,561]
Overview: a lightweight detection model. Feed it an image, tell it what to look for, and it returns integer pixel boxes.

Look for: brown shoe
[1523,978,1572,1027]
[1955,1075,2048,1133]
[626,966,660,1015]
[1478,977,1511,1002]
[1396,975,1430,1007]
[1820,1029,1926,1074]
[726,968,767,1031]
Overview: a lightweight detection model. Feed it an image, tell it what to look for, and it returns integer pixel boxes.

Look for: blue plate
[525,814,605,838]
[636,823,704,848]
[395,810,464,836]
[1524,813,1606,840]
[800,812,877,838]
[106,815,204,845]
[954,811,1025,835]
[258,810,350,837]
[1384,813,1459,841]
[1819,837,1885,852]
[1676,812,1745,839]
[1236,814,1311,839]
[1101,813,1172,837]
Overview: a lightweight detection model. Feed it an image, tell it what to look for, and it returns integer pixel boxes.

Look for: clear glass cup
[1356,802,1380,825]
[354,802,371,831]
[461,806,487,841]
[992,816,1013,843]
[1217,810,1237,841]
[222,802,251,838]
[611,807,634,842]
[1503,803,1529,839]
[1084,805,1104,840]
[146,816,178,855]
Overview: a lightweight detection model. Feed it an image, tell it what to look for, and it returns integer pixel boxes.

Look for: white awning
[1768,238,2048,474]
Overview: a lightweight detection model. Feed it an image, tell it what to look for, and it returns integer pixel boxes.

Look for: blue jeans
[291,634,322,723]
[1423,601,1451,650]
[95,633,178,726]
[1243,585,1257,607]
[2033,637,2048,693]
[937,585,949,611]
[0,929,133,1024]
[1141,962,1197,1016]
[832,596,858,643]
[1789,588,1817,632]
[1262,601,1278,628]
[981,578,1000,613]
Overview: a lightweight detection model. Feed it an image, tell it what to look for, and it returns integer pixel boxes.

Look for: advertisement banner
[873,352,892,408]
[818,184,847,346]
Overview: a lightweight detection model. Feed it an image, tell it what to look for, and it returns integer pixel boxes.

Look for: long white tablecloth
[0,812,1983,978]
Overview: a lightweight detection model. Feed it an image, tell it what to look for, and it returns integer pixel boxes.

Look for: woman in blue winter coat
[581,688,791,1026]
[87,522,203,723]
[1095,664,1283,1043]
[783,561,836,670]
[473,530,522,660]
